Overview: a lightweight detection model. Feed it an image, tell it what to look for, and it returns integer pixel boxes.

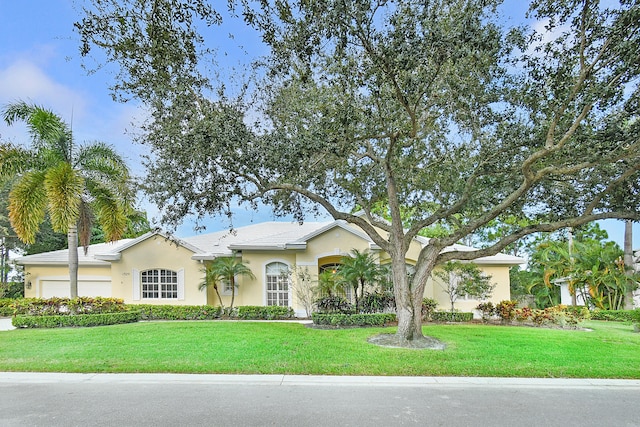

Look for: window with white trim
[141,269,178,299]
[221,279,237,295]
[266,262,290,306]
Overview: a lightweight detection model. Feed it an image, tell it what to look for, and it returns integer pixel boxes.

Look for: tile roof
[14,220,524,266]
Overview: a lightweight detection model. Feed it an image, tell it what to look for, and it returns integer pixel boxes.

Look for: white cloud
[0,59,88,143]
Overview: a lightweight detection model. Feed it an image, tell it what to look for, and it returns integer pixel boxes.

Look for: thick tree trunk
[624,220,634,310]
[68,224,79,298]
[391,245,437,343]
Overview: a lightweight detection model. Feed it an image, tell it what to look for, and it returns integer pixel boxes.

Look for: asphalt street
[1,373,639,427]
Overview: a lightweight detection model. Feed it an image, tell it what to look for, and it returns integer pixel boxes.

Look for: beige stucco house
[15,220,524,316]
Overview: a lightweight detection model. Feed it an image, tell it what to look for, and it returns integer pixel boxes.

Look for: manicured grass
[1,320,638,378]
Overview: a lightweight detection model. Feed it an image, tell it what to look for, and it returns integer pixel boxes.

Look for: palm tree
[204,255,255,310]
[198,263,225,309]
[338,249,387,313]
[1,101,133,298]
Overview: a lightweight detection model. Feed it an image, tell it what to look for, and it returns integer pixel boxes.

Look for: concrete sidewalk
[1,372,640,389]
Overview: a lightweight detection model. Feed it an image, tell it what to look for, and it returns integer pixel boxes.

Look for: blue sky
[0,1,638,248]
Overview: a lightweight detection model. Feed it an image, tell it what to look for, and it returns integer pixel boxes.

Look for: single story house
[15,220,524,316]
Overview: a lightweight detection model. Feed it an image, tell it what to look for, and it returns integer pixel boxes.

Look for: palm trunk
[229,276,235,309]
[213,284,225,309]
[624,220,634,310]
[68,224,79,298]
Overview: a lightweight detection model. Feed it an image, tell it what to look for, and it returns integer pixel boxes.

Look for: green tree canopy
[77,0,640,344]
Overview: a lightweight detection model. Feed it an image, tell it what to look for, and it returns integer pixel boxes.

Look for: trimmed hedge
[312,313,397,327]
[590,309,638,322]
[12,311,140,328]
[10,297,127,316]
[137,304,222,320]
[431,311,474,322]
[236,305,295,320]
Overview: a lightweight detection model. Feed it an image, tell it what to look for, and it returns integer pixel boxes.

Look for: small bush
[137,304,222,320]
[360,291,395,314]
[422,298,438,321]
[496,300,518,323]
[476,302,496,322]
[12,311,140,328]
[431,311,473,322]
[312,313,396,327]
[315,296,353,314]
[0,298,15,316]
[236,305,295,320]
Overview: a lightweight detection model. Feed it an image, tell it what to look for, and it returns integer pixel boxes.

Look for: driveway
[0,317,14,331]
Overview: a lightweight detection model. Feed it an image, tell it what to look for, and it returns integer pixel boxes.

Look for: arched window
[141,269,178,299]
[266,262,290,306]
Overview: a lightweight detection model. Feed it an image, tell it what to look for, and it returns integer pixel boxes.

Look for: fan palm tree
[1,101,133,297]
[203,255,255,310]
[338,249,387,313]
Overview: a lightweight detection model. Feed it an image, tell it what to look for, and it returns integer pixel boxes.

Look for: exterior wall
[429,264,512,314]
[21,226,516,317]
[109,236,206,305]
[22,264,112,298]
[236,251,297,307]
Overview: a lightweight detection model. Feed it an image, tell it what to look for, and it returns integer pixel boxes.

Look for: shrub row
[137,304,222,320]
[12,311,140,328]
[488,301,590,328]
[312,313,397,327]
[10,297,127,316]
[236,305,295,320]
[589,309,638,322]
[511,306,589,328]
[431,311,474,322]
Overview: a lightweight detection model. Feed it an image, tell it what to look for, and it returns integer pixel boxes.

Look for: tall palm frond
[8,171,48,244]
[0,144,34,181]
[2,101,71,153]
[44,163,83,233]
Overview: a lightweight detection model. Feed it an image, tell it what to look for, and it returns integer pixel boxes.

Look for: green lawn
[1,320,638,378]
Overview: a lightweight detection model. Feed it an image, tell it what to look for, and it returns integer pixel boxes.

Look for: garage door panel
[41,280,112,298]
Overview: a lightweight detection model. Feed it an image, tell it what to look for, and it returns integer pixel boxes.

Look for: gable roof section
[14,239,135,266]
[93,231,204,261]
[185,221,334,259]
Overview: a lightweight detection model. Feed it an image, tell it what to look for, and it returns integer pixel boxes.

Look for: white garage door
[41,280,112,298]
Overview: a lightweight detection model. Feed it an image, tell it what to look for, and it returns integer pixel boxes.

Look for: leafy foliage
[199,254,255,309]
[311,312,396,327]
[236,305,295,320]
[421,298,439,321]
[137,304,221,320]
[525,229,638,309]
[337,249,389,313]
[431,312,474,322]
[1,102,135,297]
[76,0,640,342]
[12,311,140,328]
[10,297,128,316]
[314,295,353,314]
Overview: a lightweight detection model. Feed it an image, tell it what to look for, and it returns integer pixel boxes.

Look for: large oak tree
[76,0,640,345]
